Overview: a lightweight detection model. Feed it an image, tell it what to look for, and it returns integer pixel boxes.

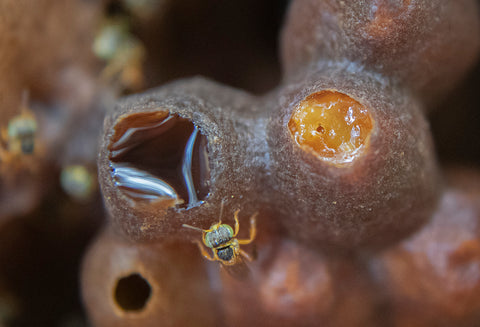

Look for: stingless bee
[0,92,40,177]
[1,93,37,156]
[93,17,146,92]
[182,208,257,278]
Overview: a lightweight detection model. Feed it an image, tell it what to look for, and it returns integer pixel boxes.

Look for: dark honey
[109,111,210,208]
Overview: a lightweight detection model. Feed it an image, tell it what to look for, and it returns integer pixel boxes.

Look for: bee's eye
[222,224,234,238]
[204,233,213,248]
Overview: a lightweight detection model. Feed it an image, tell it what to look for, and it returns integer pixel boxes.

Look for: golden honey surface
[288,91,374,164]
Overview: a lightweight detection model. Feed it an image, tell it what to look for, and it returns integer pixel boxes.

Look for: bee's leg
[0,144,6,160]
[238,212,257,245]
[1,127,8,143]
[0,141,10,163]
[0,144,14,180]
[99,51,134,88]
[193,240,216,261]
[240,249,253,262]
[233,209,240,237]
[119,57,144,91]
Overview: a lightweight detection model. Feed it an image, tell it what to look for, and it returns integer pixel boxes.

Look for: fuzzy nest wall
[0,1,480,326]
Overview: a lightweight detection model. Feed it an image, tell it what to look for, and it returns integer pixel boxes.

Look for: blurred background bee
[0,92,40,177]
[93,15,146,93]
[183,207,257,280]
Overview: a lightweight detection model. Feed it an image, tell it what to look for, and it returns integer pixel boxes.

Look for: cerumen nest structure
[81,1,480,326]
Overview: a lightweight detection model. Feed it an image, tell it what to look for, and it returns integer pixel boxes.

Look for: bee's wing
[220,256,251,281]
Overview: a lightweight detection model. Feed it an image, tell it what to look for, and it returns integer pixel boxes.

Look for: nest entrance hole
[114,273,152,312]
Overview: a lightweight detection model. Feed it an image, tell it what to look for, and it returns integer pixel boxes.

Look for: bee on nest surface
[182,206,257,279]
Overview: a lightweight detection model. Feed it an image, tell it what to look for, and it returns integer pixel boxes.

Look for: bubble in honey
[288,90,374,165]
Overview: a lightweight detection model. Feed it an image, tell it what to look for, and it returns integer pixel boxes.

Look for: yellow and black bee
[183,208,257,279]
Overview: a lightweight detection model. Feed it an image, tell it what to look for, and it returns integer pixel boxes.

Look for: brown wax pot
[0,0,478,326]
[372,170,480,327]
[87,1,480,325]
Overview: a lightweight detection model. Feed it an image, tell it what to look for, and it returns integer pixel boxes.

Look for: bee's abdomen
[21,138,35,154]
[217,246,234,262]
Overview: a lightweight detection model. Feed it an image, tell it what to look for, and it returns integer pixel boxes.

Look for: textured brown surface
[373,171,480,326]
[220,235,380,327]
[0,0,103,222]
[99,78,264,242]
[281,0,480,107]
[99,65,441,248]
[0,0,100,121]
[81,228,218,327]
[267,64,441,248]
[0,0,479,326]
[90,1,480,324]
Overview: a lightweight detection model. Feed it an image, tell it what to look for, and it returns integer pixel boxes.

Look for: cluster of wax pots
[82,0,480,326]
[108,90,373,208]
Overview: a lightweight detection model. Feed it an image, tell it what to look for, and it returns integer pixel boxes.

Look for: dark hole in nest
[114,273,152,312]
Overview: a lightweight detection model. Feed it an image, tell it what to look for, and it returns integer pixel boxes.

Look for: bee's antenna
[218,199,226,224]
[182,224,204,232]
[20,90,30,110]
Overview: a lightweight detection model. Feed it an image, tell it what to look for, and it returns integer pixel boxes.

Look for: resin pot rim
[97,79,266,242]
[286,88,376,168]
